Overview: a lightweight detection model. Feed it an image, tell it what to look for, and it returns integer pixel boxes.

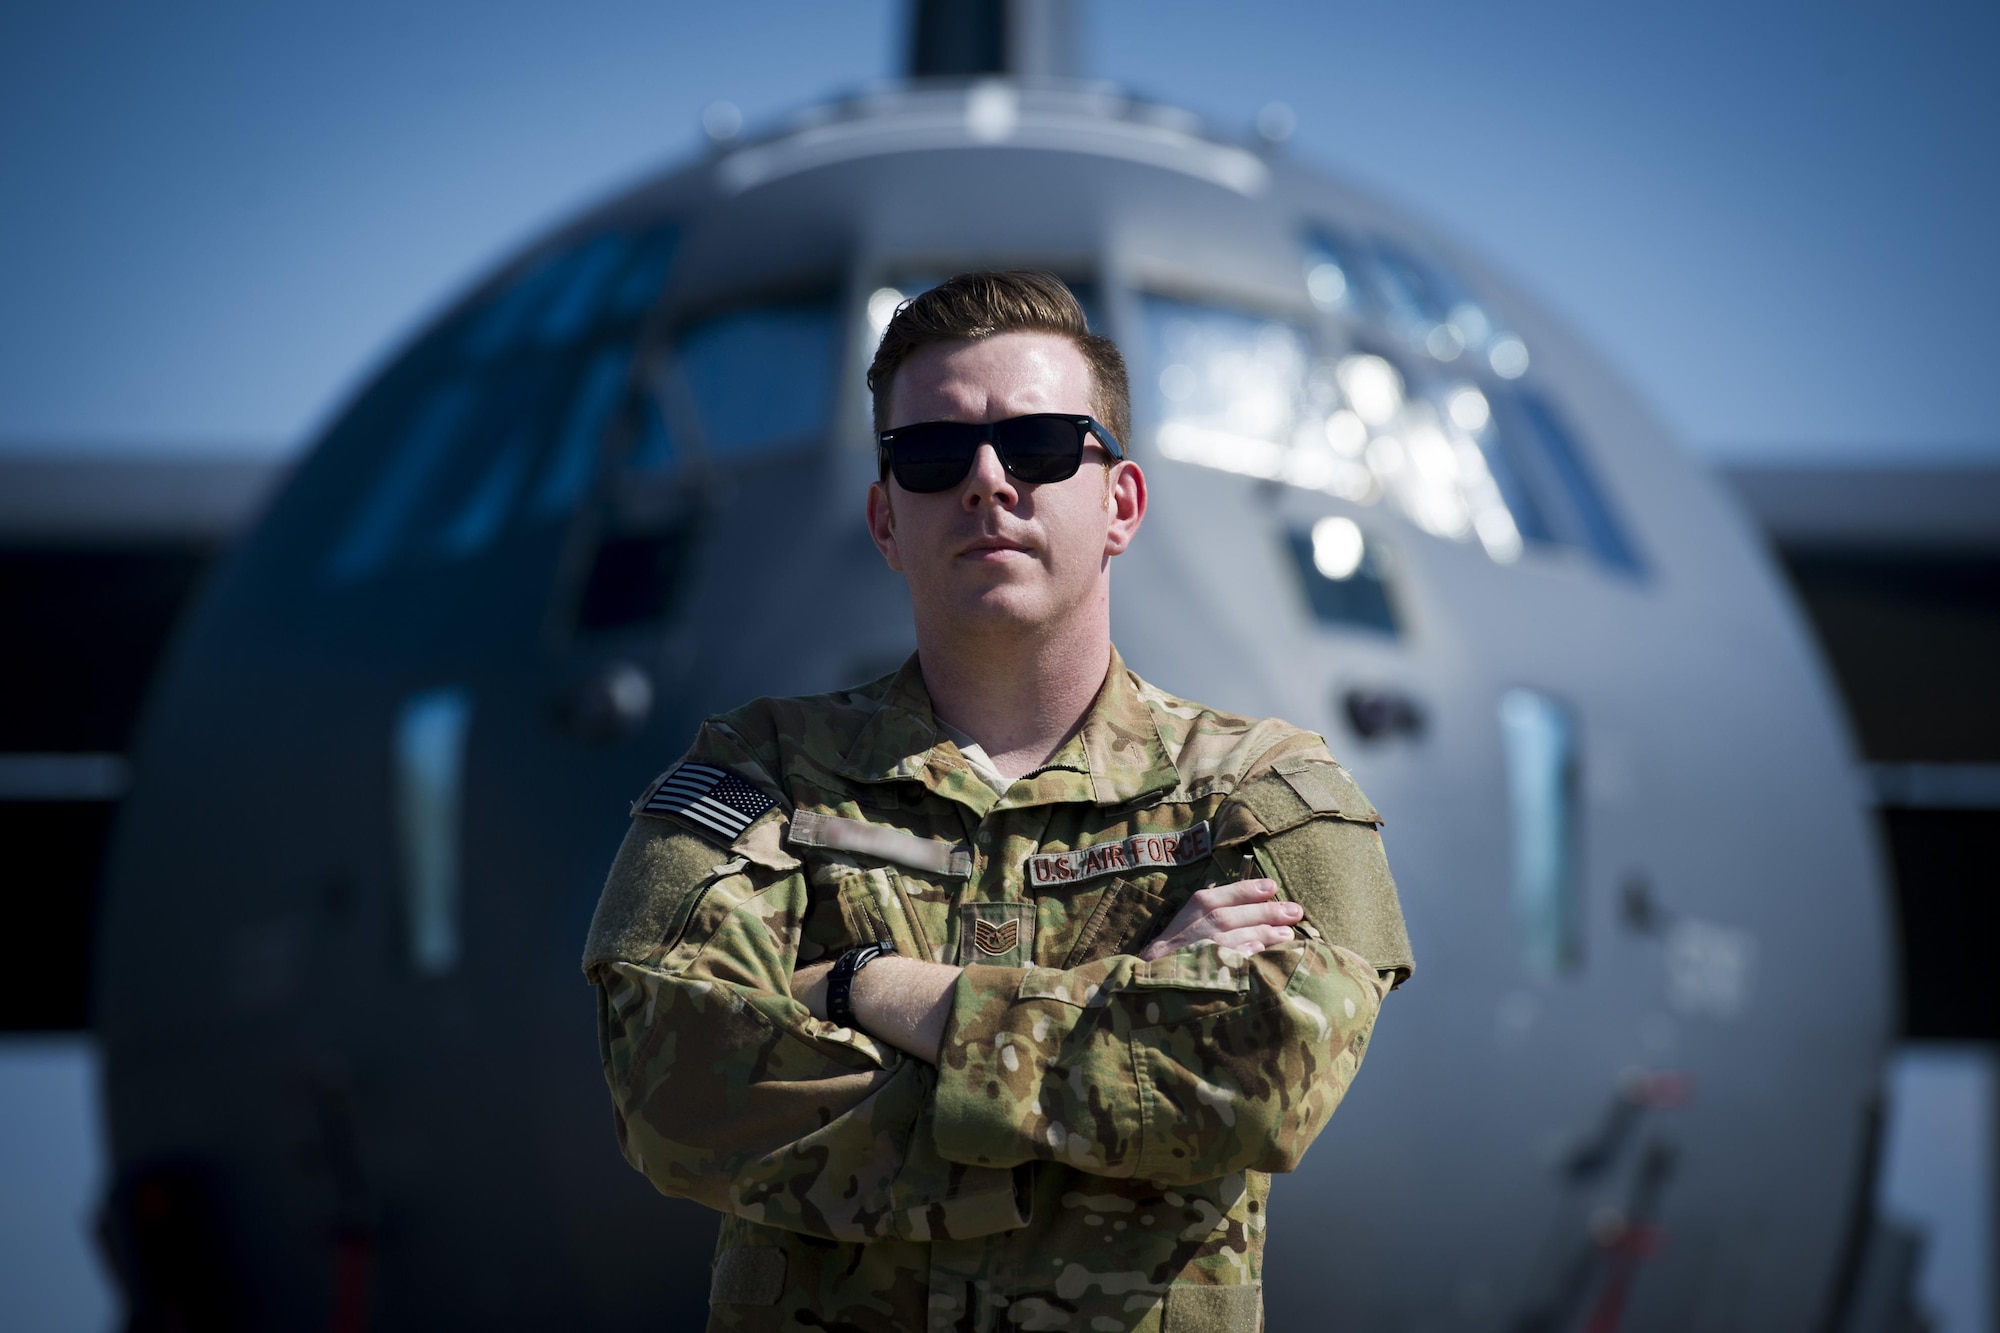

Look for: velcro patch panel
[788,809,973,878]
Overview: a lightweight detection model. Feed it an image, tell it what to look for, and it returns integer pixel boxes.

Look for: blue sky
[0,0,1993,463]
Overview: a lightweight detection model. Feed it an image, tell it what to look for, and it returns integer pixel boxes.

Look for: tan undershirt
[935,718,1012,797]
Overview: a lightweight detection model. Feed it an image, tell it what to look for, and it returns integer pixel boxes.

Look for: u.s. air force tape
[642,763,777,841]
[1023,821,1212,888]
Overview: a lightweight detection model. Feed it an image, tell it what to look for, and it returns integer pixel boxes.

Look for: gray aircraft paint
[95,79,1892,1328]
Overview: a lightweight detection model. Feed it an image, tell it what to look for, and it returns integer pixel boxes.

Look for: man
[584,272,1413,1331]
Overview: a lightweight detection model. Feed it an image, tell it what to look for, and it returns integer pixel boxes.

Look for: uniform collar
[834,646,1181,813]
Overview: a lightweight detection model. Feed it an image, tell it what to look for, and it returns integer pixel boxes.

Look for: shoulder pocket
[1211,759,1413,983]
[582,822,745,980]
[1212,759,1379,848]
[1273,754,1380,823]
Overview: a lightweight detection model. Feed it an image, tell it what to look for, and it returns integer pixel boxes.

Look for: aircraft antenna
[907,0,1079,80]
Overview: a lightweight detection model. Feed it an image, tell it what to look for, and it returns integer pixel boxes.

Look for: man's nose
[961,442,1017,508]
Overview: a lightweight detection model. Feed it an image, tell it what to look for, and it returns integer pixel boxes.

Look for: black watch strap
[827,939,896,1030]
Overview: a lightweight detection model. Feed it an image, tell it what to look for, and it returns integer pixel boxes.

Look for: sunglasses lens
[884,417,1093,491]
[888,423,978,493]
[997,416,1085,483]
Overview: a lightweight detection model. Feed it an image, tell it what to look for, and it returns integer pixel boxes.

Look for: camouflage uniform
[584,649,1413,1332]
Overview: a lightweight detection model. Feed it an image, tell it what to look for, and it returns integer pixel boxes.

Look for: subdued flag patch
[641,763,777,841]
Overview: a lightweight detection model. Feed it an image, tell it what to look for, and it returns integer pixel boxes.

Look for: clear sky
[0,0,1993,464]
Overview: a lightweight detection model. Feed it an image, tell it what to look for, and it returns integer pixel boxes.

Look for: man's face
[866,331,1146,642]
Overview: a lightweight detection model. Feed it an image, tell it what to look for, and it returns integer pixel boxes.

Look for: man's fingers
[1192,877,1279,910]
[1207,925,1296,955]
[1138,877,1298,961]
[1141,916,1297,961]
[1204,900,1302,932]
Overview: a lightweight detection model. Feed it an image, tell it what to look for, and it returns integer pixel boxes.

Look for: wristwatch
[827,939,896,1031]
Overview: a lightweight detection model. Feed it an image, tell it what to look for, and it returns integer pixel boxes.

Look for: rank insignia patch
[973,919,1021,956]
[957,901,1034,967]
[641,763,778,841]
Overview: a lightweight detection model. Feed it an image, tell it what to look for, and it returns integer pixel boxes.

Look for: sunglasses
[877,414,1126,494]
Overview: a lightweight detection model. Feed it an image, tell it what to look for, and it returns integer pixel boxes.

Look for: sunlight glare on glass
[1324,409,1367,456]
[1450,302,1492,348]
[1408,423,1460,487]
[1490,336,1531,379]
[1307,263,1348,309]
[1337,354,1404,426]
[1311,515,1367,581]
[1448,386,1492,433]
[1425,323,1465,362]
[1284,436,1336,490]
[1475,505,1525,564]
[1367,432,1406,472]
[1159,363,1196,402]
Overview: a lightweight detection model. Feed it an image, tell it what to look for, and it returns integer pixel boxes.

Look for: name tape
[1025,821,1213,888]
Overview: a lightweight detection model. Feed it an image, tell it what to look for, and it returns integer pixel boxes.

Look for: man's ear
[866,481,905,572]
[1102,461,1147,557]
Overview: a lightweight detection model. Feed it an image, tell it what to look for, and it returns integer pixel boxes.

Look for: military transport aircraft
[93,2,1903,1327]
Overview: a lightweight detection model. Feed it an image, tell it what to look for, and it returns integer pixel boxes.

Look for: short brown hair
[866,271,1131,454]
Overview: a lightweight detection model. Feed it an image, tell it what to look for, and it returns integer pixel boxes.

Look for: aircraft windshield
[1139,289,1644,578]
[666,300,840,461]
[320,223,680,586]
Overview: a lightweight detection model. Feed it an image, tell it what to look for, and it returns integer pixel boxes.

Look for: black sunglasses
[877,414,1126,494]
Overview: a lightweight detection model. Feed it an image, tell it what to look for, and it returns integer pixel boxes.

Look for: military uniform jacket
[583,649,1414,1333]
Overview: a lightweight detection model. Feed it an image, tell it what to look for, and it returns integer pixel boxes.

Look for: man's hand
[1138,877,1301,961]
[792,955,962,1063]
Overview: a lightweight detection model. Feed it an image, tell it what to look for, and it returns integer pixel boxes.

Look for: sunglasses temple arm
[1090,420,1126,459]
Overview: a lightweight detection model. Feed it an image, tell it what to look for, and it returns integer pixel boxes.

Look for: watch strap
[827,939,896,1030]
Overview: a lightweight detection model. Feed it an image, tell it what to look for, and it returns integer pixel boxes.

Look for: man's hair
[866,271,1131,461]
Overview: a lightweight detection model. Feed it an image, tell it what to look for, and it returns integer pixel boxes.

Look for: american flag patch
[641,763,778,841]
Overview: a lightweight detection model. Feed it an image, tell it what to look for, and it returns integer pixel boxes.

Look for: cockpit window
[1141,295,1314,481]
[1304,227,1520,375]
[325,380,480,584]
[669,300,839,460]
[535,234,631,346]
[1501,391,1645,576]
[1500,688,1582,976]
[1146,282,1643,579]
[461,222,680,361]
[436,428,534,559]
[321,223,683,586]
[608,224,682,319]
[530,343,634,517]
[1367,242,1455,328]
[1285,516,1398,635]
[1303,228,1374,319]
[461,251,570,363]
[624,386,678,474]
